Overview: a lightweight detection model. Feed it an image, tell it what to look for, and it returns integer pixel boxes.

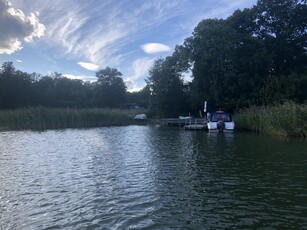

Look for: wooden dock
[160,118,207,130]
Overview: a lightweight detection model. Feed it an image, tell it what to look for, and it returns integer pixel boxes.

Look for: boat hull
[207,121,235,132]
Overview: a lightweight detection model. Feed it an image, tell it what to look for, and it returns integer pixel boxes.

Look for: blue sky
[0,0,257,91]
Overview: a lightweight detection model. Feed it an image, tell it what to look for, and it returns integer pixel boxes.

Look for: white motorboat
[207,111,235,132]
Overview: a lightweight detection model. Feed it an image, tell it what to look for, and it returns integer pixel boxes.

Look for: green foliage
[93,67,127,107]
[147,57,190,117]
[0,63,128,110]
[254,0,307,76]
[190,19,239,111]
[0,62,34,109]
[235,102,307,138]
[126,85,151,108]
[164,0,307,113]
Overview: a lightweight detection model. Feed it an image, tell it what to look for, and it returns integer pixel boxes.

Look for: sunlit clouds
[0,0,45,54]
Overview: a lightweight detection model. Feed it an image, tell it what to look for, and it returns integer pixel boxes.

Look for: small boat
[207,111,234,132]
[134,114,147,120]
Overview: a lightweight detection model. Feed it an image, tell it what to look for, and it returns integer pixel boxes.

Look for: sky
[0,0,257,91]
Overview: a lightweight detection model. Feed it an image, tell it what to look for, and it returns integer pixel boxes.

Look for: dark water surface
[0,126,306,229]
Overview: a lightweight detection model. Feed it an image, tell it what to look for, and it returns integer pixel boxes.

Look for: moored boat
[207,111,234,132]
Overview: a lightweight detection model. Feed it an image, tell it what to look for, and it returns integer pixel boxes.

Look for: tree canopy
[146,0,306,115]
[93,67,126,107]
[0,64,128,109]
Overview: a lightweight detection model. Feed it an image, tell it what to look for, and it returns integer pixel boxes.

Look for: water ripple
[0,127,307,229]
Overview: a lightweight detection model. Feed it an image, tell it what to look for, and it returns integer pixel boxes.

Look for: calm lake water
[0,126,306,229]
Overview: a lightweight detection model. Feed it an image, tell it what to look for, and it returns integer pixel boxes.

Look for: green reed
[0,107,148,131]
[235,102,307,138]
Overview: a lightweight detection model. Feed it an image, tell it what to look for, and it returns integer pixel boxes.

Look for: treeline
[0,62,148,110]
[146,0,307,116]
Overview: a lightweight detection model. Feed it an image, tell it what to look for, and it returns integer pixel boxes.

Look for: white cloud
[130,58,154,81]
[63,74,96,82]
[141,43,171,54]
[15,59,22,62]
[125,82,144,92]
[0,0,45,54]
[124,57,154,91]
[77,62,99,71]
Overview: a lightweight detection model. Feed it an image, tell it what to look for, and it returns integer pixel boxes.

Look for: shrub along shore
[0,103,306,139]
[235,102,307,139]
[0,107,149,131]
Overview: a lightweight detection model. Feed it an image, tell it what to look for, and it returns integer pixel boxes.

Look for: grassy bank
[235,102,307,139]
[0,107,150,131]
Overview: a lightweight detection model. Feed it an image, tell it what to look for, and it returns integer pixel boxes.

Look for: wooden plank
[160,118,206,126]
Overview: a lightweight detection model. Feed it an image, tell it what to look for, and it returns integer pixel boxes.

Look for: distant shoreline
[0,107,152,131]
[0,103,306,139]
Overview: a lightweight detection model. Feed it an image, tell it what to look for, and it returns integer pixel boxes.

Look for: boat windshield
[210,113,232,122]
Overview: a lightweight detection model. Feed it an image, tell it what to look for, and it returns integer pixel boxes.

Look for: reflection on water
[0,126,307,229]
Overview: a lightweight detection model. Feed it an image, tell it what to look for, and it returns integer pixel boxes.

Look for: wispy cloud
[128,57,154,81]
[10,1,181,65]
[77,62,99,71]
[15,59,22,63]
[125,57,155,92]
[6,0,257,91]
[21,1,132,66]
[141,43,171,54]
[0,0,45,54]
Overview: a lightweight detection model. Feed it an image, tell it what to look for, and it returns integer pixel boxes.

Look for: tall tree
[254,0,307,76]
[0,62,34,109]
[227,9,272,107]
[93,67,126,107]
[147,57,189,117]
[188,19,240,111]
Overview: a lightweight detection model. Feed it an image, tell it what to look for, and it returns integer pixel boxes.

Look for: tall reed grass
[0,107,148,131]
[235,102,307,139]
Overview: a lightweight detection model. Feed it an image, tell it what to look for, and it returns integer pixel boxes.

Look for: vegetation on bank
[0,104,306,141]
[235,102,307,139]
[146,0,306,117]
[0,107,149,131]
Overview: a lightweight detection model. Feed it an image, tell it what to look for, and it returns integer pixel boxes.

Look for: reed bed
[0,107,148,131]
[235,102,307,139]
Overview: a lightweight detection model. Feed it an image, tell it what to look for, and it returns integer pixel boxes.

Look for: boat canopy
[209,112,232,122]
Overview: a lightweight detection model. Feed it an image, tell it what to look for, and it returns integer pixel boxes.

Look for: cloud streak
[9,1,182,65]
[0,0,45,54]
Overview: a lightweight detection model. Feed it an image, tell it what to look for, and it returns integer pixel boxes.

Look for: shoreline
[1,103,306,139]
[234,102,307,139]
[0,107,153,131]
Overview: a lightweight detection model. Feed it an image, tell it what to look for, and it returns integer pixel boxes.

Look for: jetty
[160,118,207,130]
